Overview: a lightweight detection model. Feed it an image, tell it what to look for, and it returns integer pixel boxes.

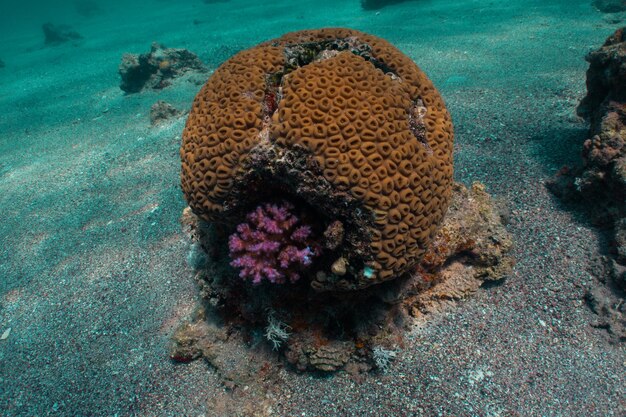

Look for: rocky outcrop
[548,27,626,342]
[119,43,207,93]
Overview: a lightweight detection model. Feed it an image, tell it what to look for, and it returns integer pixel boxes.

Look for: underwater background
[0,0,624,416]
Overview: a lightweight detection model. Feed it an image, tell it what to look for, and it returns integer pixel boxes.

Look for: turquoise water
[0,1,624,416]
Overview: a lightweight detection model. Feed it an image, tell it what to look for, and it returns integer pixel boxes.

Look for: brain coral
[180,28,454,290]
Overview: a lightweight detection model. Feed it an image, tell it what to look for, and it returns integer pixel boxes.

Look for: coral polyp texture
[228,201,319,284]
[180,28,454,289]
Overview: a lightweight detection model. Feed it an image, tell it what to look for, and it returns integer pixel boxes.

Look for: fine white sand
[0,0,624,415]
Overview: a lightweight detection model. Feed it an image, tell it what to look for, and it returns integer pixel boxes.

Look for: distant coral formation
[119,42,207,93]
[181,28,454,289]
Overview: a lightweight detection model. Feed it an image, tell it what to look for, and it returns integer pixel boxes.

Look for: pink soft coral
[228,201,318,284]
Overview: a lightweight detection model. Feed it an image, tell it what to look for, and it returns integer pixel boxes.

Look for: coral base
[170,181,513,384]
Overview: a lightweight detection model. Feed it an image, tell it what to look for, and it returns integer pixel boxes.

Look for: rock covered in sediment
[119,42,207,93]
[404,182,514,317]
[42,23,83,45]
[573,28,626,250]
[549,28,626,227]
[577,28,626,181]
[171,181,513,375]
[150,100,182,126]
[586,282,626,342]
[286,340,355,372]
[578,27,626,128]
[548,27,626,341]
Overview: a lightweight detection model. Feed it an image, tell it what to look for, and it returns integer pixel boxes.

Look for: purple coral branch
[228,201,319,284]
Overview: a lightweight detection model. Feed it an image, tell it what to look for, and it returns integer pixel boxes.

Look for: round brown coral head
[180,28,454,290]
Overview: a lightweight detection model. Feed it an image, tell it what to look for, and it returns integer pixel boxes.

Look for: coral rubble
[149,100,182,126]
[586,280,626,341]
[548,27,626,341]
[181,28,454,289]
[42,23,83,46]
[119,42,207,93]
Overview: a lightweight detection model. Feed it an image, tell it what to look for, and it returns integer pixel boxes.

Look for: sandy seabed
[0,0,624,416]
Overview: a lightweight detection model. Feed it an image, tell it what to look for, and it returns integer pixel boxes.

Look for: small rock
[1,327,11,340]
[307,341,354,372]
[331,257,347,276]
[42,23,83,45]
[150,100,182,126]
[315,271,327,282]
[550,28,626,340]
[323,220,344,249]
